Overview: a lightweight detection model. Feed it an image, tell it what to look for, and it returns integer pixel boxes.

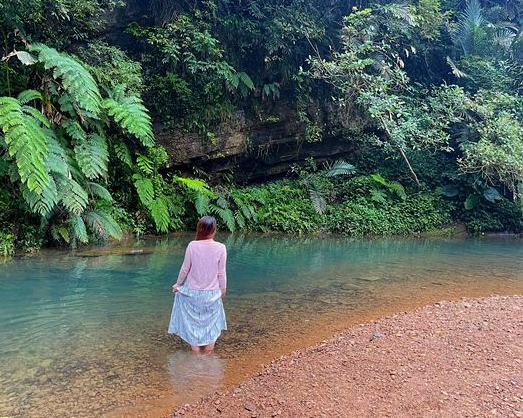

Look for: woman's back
[179,240,227,290]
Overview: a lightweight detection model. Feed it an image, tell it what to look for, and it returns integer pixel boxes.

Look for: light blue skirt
[168,285,227,346]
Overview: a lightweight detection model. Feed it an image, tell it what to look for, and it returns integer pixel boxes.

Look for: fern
[113,142,133,167]
[84,209,122,240]
[22,179,59,216]
[325,159,357,177]
[102,94,154,147]
[29,44,102,115]
[51,225,71,243]
[70,215,89,243]
[58,177,89,215]
[46,131,70,177]
[174,176,215,197]
[195,193,210,215]
[74,133,108,179]
[136,154,154,175]
[150,197,170,232]
[87,182,113,201]
[133,174,155,205]
[17,90,42,105]
[0,97,50,193]
[210,204,236,232]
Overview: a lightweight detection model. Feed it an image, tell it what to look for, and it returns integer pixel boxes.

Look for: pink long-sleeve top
[175,240,227,290]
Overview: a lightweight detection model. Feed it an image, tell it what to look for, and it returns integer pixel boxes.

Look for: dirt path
[172,296,522,418]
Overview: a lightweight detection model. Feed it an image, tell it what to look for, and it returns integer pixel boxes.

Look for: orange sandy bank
[172,295,522,418]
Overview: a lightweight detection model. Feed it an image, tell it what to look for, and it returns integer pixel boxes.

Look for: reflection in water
[0,234,522,418]
[167,352,225,394]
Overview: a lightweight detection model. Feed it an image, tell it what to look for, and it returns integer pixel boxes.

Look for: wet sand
[172,295,522,418]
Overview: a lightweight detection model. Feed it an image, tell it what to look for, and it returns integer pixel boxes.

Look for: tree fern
[102,93,154,147]
[195,193,210,215]
[174,176,215,197]
[87,182,113,201]
[46,131,70,177]
[22,180,59,216]
[210,204,236,231]
[133,174,155,205]
[70,215,89,243]
[29,44,102,115]
[58,177,89,215]
[149,197,170,232]
[83,209,122,240]
[0,97,49,193]
[74,133,108,179]
[136,154,154,175]
[113,142,132,167]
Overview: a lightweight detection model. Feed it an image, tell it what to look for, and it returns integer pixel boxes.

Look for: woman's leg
[190,345,200,353]
[203,342,215,354]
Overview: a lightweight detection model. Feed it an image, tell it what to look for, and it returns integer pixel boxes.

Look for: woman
[168,216,227,354]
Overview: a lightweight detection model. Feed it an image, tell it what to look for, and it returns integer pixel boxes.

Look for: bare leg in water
[203,342,215,354]
[190,345,200,354]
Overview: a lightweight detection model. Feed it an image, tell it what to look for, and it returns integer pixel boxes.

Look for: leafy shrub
[325,193,452,236]
[0,231,15,256]
[462,199,523,234]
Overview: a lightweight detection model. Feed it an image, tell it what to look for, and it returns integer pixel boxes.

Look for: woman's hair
[196,216,217,240]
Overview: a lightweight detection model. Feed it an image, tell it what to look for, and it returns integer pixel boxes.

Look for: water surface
[0,234,522,418]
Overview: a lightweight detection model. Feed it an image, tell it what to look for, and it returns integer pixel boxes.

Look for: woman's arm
[172,244,192,292]
[217,246,227,297]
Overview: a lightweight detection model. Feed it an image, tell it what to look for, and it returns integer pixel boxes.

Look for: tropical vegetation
[1,0,522,253]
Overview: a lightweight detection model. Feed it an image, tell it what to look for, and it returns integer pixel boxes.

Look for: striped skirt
[168,285,227,346]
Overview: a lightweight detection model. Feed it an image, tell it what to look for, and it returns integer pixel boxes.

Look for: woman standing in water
[168,216,227,353]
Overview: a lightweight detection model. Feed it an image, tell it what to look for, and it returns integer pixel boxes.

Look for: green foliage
[29,43,102,115]
[76,42,144,96]
[0,232,15,257]
[325,193,452,236]
[0,96,50,193]
[102,88,154,147]
[0,43,156,247]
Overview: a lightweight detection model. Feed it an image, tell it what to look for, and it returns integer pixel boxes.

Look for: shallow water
[0,234,522,418]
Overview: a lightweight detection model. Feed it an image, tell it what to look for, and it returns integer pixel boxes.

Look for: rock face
[156,109,360,183]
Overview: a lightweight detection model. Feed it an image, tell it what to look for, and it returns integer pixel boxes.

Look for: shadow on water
[0,234,522,418]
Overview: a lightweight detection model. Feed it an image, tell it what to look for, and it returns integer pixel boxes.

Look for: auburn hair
[196,216,217,240]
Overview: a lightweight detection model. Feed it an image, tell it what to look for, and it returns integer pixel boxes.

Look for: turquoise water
[0,234,522,418]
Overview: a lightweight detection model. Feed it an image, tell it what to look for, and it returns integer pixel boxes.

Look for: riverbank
[172,295,522,418]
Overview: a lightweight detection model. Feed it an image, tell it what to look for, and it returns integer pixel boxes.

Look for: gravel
[171,295,522,418]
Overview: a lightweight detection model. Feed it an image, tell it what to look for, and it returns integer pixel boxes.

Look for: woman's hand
[220,288,226,298]
[172,284,180,293]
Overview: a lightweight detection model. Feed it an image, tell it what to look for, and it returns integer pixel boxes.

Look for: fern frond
[87,182,113,201]
[136,154,154,175]
[325,159,356,177]
[0,97,49,193]
[17,90,42,105]
[133,174,155,205]
[210,204,235,232]
[84,209,122,240]
[29,44,102,115]
[21,179,59,216]
[150,197,170,232]
[74,133,108,179]
[113,142,133,167]
[195,193,210,215]
[58,177,89,214]
[308,188,327,214]
[70,215,88,243]
[46,131,70,177]
[174,176,215,197]
[102,95,154,147]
